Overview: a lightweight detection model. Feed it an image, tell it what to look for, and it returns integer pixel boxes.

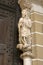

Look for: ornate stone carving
[17,0,33,60]
[17,9,32,51]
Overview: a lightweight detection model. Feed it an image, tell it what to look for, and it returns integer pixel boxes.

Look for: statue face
[22,9,30,18]
[22,9,28,17]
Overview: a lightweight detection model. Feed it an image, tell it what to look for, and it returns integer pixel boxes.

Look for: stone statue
[17,9,32,51]
[17,0,33,60]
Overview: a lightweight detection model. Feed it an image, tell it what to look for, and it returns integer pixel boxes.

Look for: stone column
[17,0,33,65]
[23,57,32,65]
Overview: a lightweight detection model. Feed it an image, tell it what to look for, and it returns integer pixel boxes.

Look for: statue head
[22,9,30,18]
